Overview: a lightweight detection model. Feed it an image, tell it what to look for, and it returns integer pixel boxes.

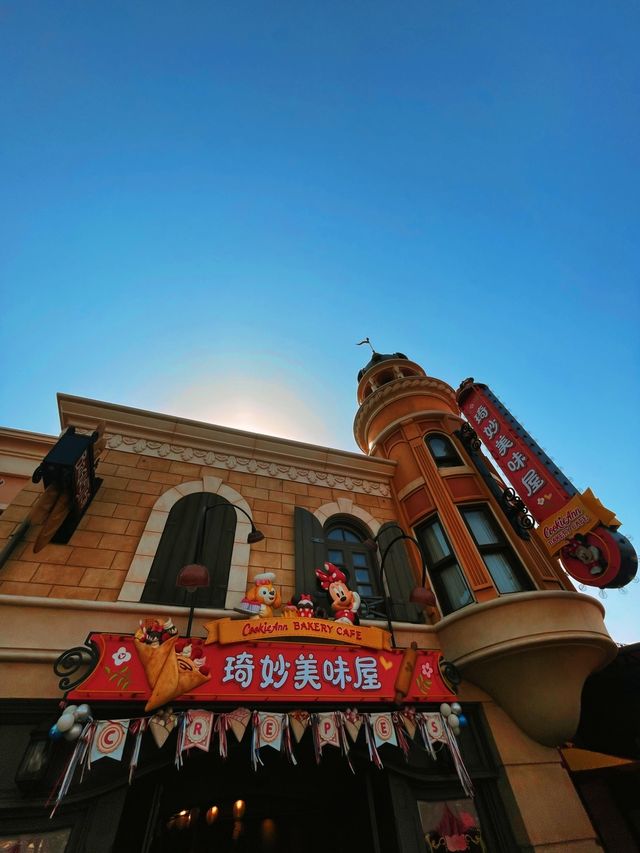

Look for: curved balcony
[436,590,617,746]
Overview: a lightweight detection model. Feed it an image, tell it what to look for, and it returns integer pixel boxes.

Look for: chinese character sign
[456,380,638,589]
[67,634,458,706]
[457,381,573,522]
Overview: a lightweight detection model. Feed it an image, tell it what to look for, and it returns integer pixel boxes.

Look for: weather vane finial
[356,337,376,355]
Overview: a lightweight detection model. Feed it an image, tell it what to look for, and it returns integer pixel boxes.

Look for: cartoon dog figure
[241,572,282,618]
[315,562,361,625]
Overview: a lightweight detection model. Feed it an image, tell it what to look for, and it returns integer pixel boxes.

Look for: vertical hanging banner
[370,713,397,748]
[456,379,637,589]
[316,712,341,750]
[90,720,129,763]
[256,712,284,752]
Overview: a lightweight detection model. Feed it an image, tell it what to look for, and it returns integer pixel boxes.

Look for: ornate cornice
[106,434,391,496]
[353,375,458,451]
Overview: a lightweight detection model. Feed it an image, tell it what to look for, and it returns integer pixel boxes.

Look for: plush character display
[240,572,282,618]
[315,562,361,625]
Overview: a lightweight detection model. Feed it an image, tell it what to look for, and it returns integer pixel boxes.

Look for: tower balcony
[436,590,617,746]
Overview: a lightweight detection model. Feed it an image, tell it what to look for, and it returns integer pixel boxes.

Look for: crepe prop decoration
[134,619,211,712]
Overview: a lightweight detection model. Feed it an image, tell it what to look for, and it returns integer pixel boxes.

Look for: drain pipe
[0,519,30,570]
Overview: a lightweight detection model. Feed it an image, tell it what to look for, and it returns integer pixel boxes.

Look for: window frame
[324,517,381,602]
[415,515,475,616]
[460,504,534,594]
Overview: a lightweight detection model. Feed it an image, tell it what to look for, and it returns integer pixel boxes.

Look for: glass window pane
[428,436,451,459]
[352,552,368,566]
[343,529,360,543]
[358,585,374,597]
[355,569,370,583]
[439,562,474,610]
[328,549,344,564]
[421,521,451,562]
[464,509,499,545]
[484,552,524,593]
[327,528,344,541]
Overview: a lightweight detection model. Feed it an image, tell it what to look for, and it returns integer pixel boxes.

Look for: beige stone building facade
[0,353,628,852]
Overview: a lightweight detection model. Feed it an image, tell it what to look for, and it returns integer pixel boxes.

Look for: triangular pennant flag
[422,712,448,744]
[401,707,418,740]
[90,720,129,763]
[149,707,178,748]
[256,712,284,753]
[317,713,340,751]
[370,713,397,748]
[228,707,251,742]
[343,708,362,743]
[288,710,310,743]
[184,710,214,752]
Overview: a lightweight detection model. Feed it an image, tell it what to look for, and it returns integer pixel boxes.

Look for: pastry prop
[134,619,210,712]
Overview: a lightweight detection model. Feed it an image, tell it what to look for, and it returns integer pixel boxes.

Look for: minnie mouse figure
[315,562,361,625]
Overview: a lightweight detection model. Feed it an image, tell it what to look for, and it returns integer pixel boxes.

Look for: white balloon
[448,714,459,727]
[56,713,75,732]
[64,705,78,716]
[64,723,83,741]
[451,702,462,715]
[75,704,91,721]
[440,703,452,717]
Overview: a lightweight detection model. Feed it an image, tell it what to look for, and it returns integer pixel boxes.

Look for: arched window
[425,433,463,468]
[325,519,379,599]
[141,492,236,609]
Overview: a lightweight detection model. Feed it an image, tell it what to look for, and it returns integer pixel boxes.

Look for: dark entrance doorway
[115,739,386,853]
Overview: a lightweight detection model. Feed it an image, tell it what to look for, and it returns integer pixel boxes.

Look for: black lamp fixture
[177,502,265,635]
[363,525,436,646]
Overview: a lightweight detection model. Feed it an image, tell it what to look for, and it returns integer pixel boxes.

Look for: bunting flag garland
[343,708,362,743]
[370,713,397,749]
[183,710,214,753]
[288,710,310,743]
[90,720,129,764]
[48,706,473,812]
[215,713,230,758]
[149,708,177,748]
[392,711,411,761]
[227,707,251,742]
[128,718,147,784]
[362,714,384,770]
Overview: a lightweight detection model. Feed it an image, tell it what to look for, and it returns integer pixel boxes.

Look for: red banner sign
[457,382,571,522]
[68,632,456,707]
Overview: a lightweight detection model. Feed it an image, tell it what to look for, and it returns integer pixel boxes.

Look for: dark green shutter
[377,522,422,623]
[294,506,326,595]
[141,493,235,609]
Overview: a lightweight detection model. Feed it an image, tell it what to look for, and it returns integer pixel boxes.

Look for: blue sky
[1,2,638,641]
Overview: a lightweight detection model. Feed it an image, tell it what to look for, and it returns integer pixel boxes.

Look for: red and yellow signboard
[67,630,456,707]
[457,380,637,589]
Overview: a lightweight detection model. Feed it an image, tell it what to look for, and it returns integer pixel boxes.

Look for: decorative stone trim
[105,435,390,497]
[313,499,381,538]
[353,375,458,451]
[118,477,252,611]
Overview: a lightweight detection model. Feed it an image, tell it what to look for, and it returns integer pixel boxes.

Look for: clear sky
[1,2,638,641]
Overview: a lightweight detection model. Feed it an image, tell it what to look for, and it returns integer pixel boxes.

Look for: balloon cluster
[49,704,92,742]
[440,702,467,737]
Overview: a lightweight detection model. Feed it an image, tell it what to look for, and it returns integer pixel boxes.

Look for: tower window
[460,506,534,594]
[425,433,463,468]
[415,517,474,615]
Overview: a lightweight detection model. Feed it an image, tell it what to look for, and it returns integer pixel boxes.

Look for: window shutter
[294,507,326,595]
[142,493,235,608]
[377,522,422,623]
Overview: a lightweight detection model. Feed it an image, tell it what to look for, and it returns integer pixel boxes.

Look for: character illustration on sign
[240,572,282,619]
[315,562,361,625]
[562,533,606,577]
[134,618,210,712]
